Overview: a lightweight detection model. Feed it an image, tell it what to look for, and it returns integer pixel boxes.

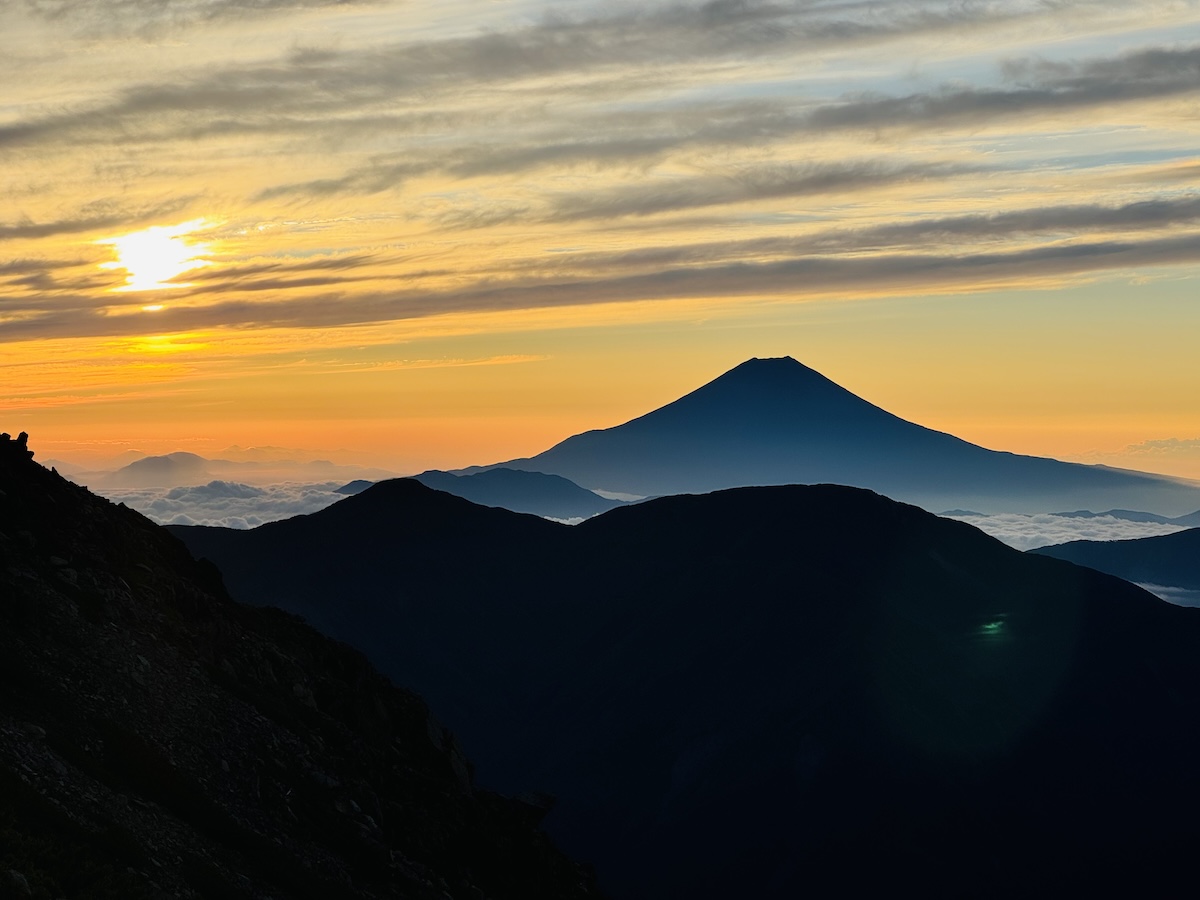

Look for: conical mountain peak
[593,354,896,437]
[476,356,1200,514]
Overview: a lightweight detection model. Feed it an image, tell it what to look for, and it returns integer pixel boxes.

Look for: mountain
[92,453,398,490]
[172,475,1200,896]
[1033,527,1200,592]
[466,356,1200,514]
[413,468,625,518]
[1051,508,1200,525]
[334,479,375,495]
[0,436,599,900]
[103,450,211,487]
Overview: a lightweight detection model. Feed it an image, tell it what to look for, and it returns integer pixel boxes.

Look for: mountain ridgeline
[413,468,625,519]
[0,437,600,900]
[172,476,1200,896]
[1034,527,1200,592]
[465,356,1200,514]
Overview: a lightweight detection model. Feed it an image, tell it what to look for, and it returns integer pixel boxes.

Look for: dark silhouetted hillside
[1033,527,1200,591]
[0,436,600,900]
[173,474,1200,897]
[467,356,1200,514]
[414,468,624,518]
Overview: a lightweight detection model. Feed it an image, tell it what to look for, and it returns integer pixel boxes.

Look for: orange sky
[3,1,1200,479]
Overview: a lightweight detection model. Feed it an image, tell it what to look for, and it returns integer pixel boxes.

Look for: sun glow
[98,219,214,292]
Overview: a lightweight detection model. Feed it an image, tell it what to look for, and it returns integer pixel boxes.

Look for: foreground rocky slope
[175,476,1200,896]
[0,434,600,900]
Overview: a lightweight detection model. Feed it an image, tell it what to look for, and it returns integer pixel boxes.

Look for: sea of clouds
[98,477,1198,549]
[98,480,351,528]
[942,512,1189,552]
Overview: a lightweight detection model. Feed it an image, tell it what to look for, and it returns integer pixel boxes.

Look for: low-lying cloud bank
[942,511,1189,552]
[1136,584,1200,608]
[97,479,350,528]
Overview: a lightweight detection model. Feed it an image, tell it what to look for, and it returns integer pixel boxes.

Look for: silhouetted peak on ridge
[584,353,902,438]
[228,475,568,545]
[678,355,836,396]
[723,354,803,373]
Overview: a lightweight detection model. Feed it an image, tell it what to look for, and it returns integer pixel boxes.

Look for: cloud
[807,44,1200,132]
[947,511,1189,552]
[0,197,198,241]
[6,0,1200,355]
[248,37,1200,198]
[10,227,1200,341]
[6,4,1178,161]
[1135,583,1200,607]
[545,160,984,222]
[1122,437,1200,457]
[97,479,350,528]
[22,0,381,35]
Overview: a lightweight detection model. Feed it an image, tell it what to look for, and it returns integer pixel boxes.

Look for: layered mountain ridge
[173,473,1200,896]
[1034,527,1200,593]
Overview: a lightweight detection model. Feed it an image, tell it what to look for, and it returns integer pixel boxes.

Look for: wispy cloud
[9,227,1200,341]
[544,161,986,222]
[0,197,197,241]
[21,0,384,36]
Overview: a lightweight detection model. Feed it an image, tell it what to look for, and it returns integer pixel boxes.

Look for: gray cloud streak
[252,42,1200,200]
[0,197,197,241]
[8,228,1200,341]
[23,0,382,35]
[4,2,1164,164]
[477,193,1200,273]
[545,161,985,222]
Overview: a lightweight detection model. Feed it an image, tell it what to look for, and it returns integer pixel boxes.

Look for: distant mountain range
[104,450,211,487]
[0,437,598,899]
[69,451,397,489]
[465,356,1200,515]
[414,468,625,519]
[1033,527,1200,593]
[1050,507,1200,526]
[172,477,1200,896]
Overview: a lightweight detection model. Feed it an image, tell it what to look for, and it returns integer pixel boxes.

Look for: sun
[98,219,214,292]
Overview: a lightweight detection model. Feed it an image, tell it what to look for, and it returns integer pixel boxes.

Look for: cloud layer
[945,511,1189,552]
[98,479,350,528]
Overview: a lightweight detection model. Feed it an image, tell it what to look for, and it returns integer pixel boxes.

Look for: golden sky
[3,0,1200,477]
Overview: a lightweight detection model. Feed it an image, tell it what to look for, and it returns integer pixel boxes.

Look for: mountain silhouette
[466,356,1200,514]
[333,478,374,495]
[414,468,625,518]
[0,437,599,900]
[172,476,1200,896]
[1033,527,1200,592]
[1051,507,1200,526]
[103,450,211,487]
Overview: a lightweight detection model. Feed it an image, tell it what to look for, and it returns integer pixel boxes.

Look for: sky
[4,0,1200,477]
